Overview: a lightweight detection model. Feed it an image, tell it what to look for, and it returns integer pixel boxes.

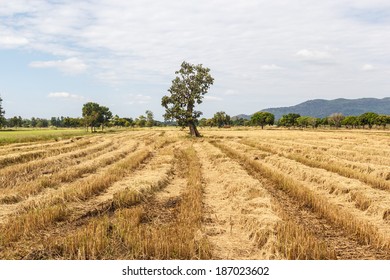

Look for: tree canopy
[0,95,5,128]
[278,113,301,127]
[341,116,359,128]
[251,112,274,129]
[212,111,231,128]
[145,110,154,127]
[358,112,378,129]
[161,61,214,137]
[82,102,112,132]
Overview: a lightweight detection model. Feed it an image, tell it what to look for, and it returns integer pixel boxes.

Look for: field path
[194,141,281,259]
[265,177,389,259]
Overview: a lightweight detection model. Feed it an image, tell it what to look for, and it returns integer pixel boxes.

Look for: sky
[1,0,390,120]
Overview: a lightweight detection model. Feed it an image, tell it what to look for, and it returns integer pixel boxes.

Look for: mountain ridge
[233,97,390,120]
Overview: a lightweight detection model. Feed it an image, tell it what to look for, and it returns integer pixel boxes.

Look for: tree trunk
[188,122,201,137]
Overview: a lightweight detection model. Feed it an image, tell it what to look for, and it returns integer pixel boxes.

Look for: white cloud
[0,36,29,48]
[261,64,284,70]
[2,0,390,117]
[296,49,333,62]
[0,0,46,16]
[29,58,87,74]
[361,64,375,71]
[48,92,85,101]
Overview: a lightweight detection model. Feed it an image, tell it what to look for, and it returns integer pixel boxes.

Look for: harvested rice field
[0,128,389,260]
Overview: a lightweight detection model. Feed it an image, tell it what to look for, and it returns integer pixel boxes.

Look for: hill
[233,97,390,120]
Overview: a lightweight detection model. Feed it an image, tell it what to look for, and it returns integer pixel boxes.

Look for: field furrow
[0,139,141,223]
[0,142,176,259]
[203,130,390,164]
[0,134,90,153]
[0,142,210,260]
[0,146,159,250]
[249,137,390,168]
[0,131,150,191]
[241,140,390,191]
[0,137,98,168]
[211,139,390,259]
[0,137,115,189]
[0,140,138,204]
[194,141,283,259]
[0,128,389,260]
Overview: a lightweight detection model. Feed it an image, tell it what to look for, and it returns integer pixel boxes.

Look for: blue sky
[1,0,390,120]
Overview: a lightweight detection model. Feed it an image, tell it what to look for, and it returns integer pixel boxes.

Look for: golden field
[0,128,389,259]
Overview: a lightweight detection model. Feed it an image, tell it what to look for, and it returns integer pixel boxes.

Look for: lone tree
[161,61,214,137]
[82,102,112,132]
[251,111,274,129]
[0,95,5,128]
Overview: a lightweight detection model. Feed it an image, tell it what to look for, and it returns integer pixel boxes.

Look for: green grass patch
[0,129,89,145]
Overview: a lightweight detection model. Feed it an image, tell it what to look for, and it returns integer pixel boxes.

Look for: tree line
[276,112,390,129]
[195,110,390,130]
[0,97,162,130]
[197,111,390,129]
[81,102,161,131]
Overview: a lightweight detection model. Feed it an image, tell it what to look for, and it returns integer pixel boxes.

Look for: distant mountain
[233,97,390,120]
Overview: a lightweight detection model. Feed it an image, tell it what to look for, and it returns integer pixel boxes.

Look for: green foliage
[82,102,100,131]
[198,118,207,127]
[212,111,231,128]
[309,117,321,128]
[4,116,83,128]
[145,110,154,127]
[275,111,389,129]
[358,112,378,129]
[232,117,249,126]
[341,116,359,128]
[0,129,87,145]
[296,116,320,128]
[112,115,133,127]
[135,115,146,127]
[82,102,112,132]
[8,116,23,128]
[375,115,390,128]
[0,95,5,128]
[100,106,112,130]
[36,118,49,128]
[278,113,301,127]
[161,61,214,137]
[62,117,84,128]
[251,111,274,129]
